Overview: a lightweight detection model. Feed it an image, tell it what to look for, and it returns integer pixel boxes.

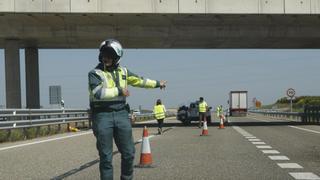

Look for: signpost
[286,88,295,112]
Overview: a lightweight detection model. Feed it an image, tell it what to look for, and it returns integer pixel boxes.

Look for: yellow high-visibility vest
[89,66,157,103]
[154,105,166,119]
[199,101,207,113]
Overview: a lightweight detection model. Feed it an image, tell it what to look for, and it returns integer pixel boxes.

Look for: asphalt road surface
[0,115,319,180]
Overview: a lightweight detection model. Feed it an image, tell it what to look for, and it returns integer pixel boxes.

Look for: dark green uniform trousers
[92,109,135,180]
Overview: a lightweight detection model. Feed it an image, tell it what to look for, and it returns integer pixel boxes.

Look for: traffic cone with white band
[200,121,209,136]
[136,126,153,168]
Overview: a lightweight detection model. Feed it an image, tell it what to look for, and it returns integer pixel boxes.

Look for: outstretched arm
[127,69,167,89]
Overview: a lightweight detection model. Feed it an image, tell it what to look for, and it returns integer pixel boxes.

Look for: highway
[0,116,319,180]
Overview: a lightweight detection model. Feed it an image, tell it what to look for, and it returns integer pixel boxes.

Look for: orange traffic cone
[219,115,225,129]
[200,121,209,136]
[136,126,153,168]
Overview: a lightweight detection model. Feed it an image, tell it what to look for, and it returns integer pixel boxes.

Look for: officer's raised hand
[160,80,167,90]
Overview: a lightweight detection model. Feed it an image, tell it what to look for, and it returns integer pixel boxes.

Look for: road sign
[286,88,295,98]
[49,86,62,105]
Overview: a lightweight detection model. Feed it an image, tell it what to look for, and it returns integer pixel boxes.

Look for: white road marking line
[245,136,256,139]
[252,142,266,145]
[277,163,303,169]
[256,145,272,149]
[289,172,320,180]
[0,131,92,152]
[232,126,253,137]
[248,139,261,141]
[288,126,320,134]
[268,156,289,160]
[249,117,270,122]
[262,150,280,154]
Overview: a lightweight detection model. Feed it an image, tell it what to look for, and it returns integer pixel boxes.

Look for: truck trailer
[229,91,248,116]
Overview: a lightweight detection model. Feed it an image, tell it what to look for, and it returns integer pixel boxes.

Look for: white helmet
[99,39,123,66]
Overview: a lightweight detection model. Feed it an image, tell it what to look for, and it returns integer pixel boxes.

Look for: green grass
[0,122,89,143]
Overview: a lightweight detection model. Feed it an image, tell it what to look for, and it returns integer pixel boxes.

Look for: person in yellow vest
[198,97,208,128]
[88,39,167,180]
[216,105,225,122]
[153,99,166,135]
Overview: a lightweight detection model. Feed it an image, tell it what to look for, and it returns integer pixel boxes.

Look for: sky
[0,49,320,110]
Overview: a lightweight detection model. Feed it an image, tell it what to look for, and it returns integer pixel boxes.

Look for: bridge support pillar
[4,40,21,108]
[25,47,40,109]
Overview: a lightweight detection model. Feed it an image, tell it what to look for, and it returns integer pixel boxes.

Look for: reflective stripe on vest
[90,67,127,103]
[199,101,207,113]
[154,105,165,119]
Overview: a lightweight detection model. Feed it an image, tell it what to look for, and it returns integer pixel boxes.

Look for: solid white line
[249,117,270,122]
[277,163,303,169]
[252,142,266,145]
[268,155,289,160]
[289,172,320,180]
[0,131,92,152]
[288,126,320,134]
[256,145,272,149]
[262,150,280,154]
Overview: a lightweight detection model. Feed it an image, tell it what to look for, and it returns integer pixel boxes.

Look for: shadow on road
[50,127,174,180]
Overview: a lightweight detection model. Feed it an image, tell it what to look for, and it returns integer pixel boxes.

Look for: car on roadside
[177,101,212,125]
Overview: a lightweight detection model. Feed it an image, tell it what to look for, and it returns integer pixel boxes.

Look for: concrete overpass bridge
[1,0,320,108]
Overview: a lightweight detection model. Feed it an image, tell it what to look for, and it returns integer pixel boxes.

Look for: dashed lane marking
[289,172,320,180]
[248,139,261,141]
[252,142,266,145]
[256,145,272,149]
[268,155,290,160]
[277,163,303,169]
[245,136,256,139]
[233,126,320,179]
[262,150,280,154]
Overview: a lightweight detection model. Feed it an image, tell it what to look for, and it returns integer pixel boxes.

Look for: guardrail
[0,109,89,130]
[248,109,302,121]
[0,109,177,130]
[249,106,320,124]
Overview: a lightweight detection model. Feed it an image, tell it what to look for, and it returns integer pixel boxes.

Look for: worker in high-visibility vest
[216,105,225,121]
[198,97,208,128]
[153,99,166,135]
[88,39,167,180]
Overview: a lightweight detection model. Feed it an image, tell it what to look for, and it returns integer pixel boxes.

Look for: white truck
[229,91,248,116]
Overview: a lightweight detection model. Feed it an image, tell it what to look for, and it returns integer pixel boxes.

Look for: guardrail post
[47,125,51,135]
[36,126,40,137]
[7,129,11,141]
[23,128,27,140]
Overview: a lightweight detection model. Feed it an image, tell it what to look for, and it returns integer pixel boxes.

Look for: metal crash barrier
[249,105,320,124]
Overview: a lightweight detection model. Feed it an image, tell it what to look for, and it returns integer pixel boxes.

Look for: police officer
[153,99,166,135]
[198,97,208,128]
[88,39,167,180]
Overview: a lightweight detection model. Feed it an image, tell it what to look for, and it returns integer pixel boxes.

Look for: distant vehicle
[132,110,141,115]
[177,101,212,125]
[229,91,248,116]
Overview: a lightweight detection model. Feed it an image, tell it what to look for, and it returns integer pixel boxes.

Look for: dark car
[177,102,212,125]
